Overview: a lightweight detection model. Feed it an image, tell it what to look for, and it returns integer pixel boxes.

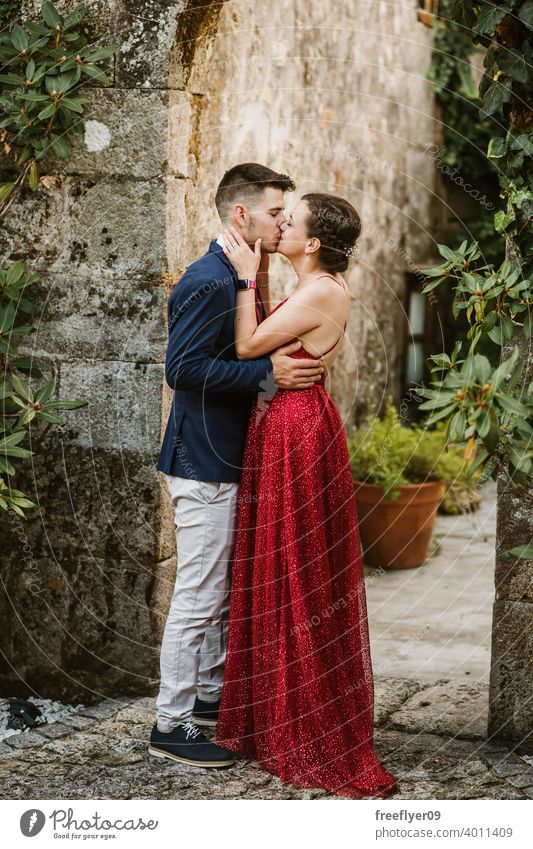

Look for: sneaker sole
[192,716,218,728]
[148,745,234,768]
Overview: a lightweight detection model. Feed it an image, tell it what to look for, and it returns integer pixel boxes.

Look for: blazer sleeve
[165,275,273,394]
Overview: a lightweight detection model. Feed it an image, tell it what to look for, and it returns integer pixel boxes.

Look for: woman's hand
[222,226,261,278]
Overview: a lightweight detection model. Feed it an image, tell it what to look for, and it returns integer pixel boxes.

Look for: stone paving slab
[0,680,532,800]
[367,481,498,685]
[387,681,490,740]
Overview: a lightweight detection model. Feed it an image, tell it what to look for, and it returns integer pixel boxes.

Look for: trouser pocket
[197,480,224,504]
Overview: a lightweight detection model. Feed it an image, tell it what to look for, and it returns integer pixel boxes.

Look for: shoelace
[181,720,201,741]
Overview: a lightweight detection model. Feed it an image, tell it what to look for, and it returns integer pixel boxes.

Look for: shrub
[347,397,482,512]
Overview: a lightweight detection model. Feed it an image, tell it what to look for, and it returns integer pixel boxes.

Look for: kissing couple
[149,162,398,799]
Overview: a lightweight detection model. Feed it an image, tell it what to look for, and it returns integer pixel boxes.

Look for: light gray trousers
[156,475,239,731]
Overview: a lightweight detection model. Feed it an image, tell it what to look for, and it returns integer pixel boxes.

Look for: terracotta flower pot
[353,480,445,569]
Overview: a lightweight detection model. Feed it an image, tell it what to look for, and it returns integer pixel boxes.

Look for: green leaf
[6,259,25,286]
[42,1,62,29]
[466,449,489,477]
[500,314,514,341]
[37,102,56,120]
[50,135,70,158]
[425,403,457,426]
[437,244,458,262]
[0,458,16,476]
[476,5,509,34]
[28,160,39,191]
[507,544,533,560]
[492,346,519,390]
[81,45,117,62]
[0,302,15,333]
[10,359,42,378]
[499,51,528,84]
[10,373,33,403]
[518,1,533,28]
[487,137,507,159]
[449,410,467,441]
[0,183,15,204]
[64,4,87,31]
[60,96,85,113]
[0,431,27,448]
[488,324,504,345]
[16,406,37,426]
[497,394,529,417]
[481,79,512,118]
[80,64,109,83]
[477,410,492,439]
[35,376,56,404]
[37,411,64,424]
[44,398,88,410]
[473,354,491,384]
[11,24,29,53]
[421,277,445,294]
[494,209,514,233]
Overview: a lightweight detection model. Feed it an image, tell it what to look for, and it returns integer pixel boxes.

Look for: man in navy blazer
[150,164,325,768]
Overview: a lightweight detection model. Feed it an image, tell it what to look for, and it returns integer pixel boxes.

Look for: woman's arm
[235,286,325,359]
[222,226,327,360]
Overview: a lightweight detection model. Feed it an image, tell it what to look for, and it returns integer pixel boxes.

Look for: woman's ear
[308,236,321,255]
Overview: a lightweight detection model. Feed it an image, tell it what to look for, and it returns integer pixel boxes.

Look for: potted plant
[346,398,482,569]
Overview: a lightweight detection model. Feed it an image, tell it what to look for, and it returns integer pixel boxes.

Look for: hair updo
[301,192,361,273]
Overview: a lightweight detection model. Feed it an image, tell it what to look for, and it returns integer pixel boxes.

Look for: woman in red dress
[216,193,398,799]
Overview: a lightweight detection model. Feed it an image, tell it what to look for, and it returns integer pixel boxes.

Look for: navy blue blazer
[156,240,273,482]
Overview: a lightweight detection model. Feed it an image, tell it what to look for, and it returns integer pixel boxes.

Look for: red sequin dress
[216,288,398,800]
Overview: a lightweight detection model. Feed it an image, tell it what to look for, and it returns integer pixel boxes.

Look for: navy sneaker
[192,696,221,728]
[148,720,234,768]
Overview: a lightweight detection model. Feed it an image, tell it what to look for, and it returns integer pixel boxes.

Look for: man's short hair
[215,162,295,218]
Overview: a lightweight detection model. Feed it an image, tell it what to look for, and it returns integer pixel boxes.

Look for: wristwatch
[236,278,257,290]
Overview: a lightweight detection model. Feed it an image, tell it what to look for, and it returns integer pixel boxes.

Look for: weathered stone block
[17,273,166,363]
[495,481,533,602]
[388,682,489,740]
[1,442,163,560]
[113,0,187,89]
[58,359,164,452]
[0,550,167,702]
[65,88,170,178]
[0,177,167,278]
[488,599,533,751]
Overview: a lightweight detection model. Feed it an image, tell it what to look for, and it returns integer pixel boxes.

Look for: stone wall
[489,330,533,751]
[0,0,439,701]
[171,0,439,425]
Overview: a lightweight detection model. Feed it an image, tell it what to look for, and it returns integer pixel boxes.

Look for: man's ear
[233,203,248,226]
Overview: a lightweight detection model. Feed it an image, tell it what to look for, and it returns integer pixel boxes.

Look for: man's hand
[269,341,326,389]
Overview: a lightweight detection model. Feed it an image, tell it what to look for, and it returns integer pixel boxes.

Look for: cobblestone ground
[1,678,532,800]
